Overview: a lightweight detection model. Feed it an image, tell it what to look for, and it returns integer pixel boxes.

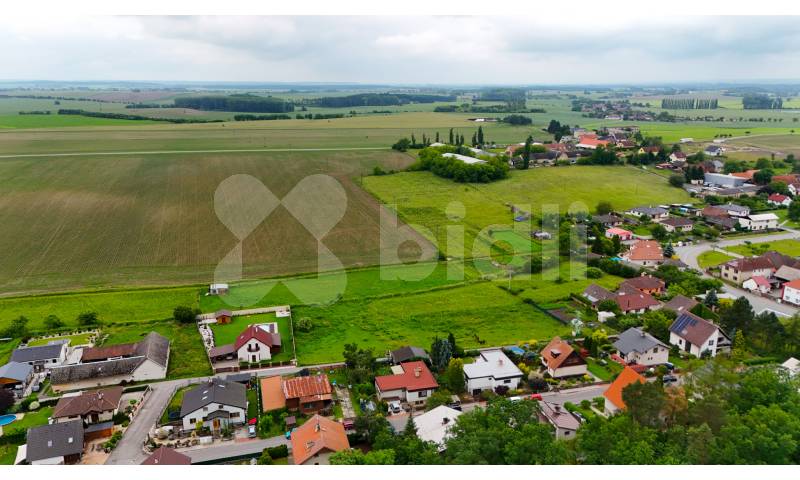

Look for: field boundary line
[0,146,391,159]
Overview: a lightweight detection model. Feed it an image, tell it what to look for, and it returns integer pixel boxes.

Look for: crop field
[364,166,693,257]
[0,149,434,295]
[209,313,293,362]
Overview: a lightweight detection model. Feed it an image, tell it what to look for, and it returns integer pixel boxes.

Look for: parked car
[664,362,675,371]
[663,374,678,384]
[247,425,257,438]
[448,395,462,411]
[530,393,543,401]
[572,411,586,423]
[387,400,402,415]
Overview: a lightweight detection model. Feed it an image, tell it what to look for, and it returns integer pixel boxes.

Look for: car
[448,395,462,411]
[508,396,523,402]
[663,374,678,384]
[572,411,586,423]
[247,425,257,438]
[387,400,403,415]
[529,393,543,401]
[664,362,675,371]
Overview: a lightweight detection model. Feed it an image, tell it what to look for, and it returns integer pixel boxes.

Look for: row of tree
[410,147,509,183]
[661,98,719,109]
[174,94,294,113]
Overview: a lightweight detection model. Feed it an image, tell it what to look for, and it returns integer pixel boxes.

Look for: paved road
[675,229,800,317]
[539,384,608,406]
[181,435,290,464]
[0,147,389,159]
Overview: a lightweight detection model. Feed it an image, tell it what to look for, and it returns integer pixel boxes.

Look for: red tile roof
[234,324,280,351]
[283,374,332,400]
[375,361,438,392]
[603,366,645,410]
[626,240,663,261]
[290,415,350,465]
[784,279,800,290]
[615,284,660,312]
[621,275,665,292]
[540,337,583,371]
[731,169,758,179]
[769,193,789,202]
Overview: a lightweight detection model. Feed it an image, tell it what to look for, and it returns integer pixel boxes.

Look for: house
[290,414,350,465]
[625,206,669,221]
[10,341,68,372]
[623,240,664,267]
[214,309,232,324]
[538,401,581,440]
[731,169,758,180]
[614,284,661,314]
[715,185,761,198]
[282,374,333,414]
[180,378,247,432]
[613,327,669,366]
[742,275,771,294]
[605,227,633,241]
[235,324,281,363]
[774,265,800,283]
[720,256,774,284]
[389,346,430,364]
[375,361,438,406]
[0,361,34,394]
[592,214,624,227]
[209,283,229,295]
[781,279,800,306]
[738,213,779,231]
[25,420,84,465]
[413,405,462,450]
[52,386,123,426]
[705,215,739,231]
[663,295,699,315]
[603,366,646,415]
[141,446,192,465]
[659,217,694,233]
[259,375,287,412]
[638,146,661,155]
[703,173,745,188]
[700,205,728,218]
[721,203,751,217]
[463,349,524,394]
[616,139,636,149]
[781,357,800,377]
[789,182,800,196]
[582,284,616,307]
[669,312,731,357]
[576,135,610,150]
[540,338,588,379]
[50,332,170,392]
[621,275,665,295]
[704,145,724,156]
[669,152,687,163]
[768,193,792,207]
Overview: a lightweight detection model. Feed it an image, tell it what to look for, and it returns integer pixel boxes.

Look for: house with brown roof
[603,366,645,415]
[234,324,281,364]
[290,414,349,465]
[620,275,665,295]
[623,239,664,267]
[52,386,122,426]
[538,401,581,440]
[669,312,730,357]
[662,294,699,315]
[658,217,694,233]
[141,446,192,465]
[283,375,333,414]
[582,284,615,307]
[540,337,587,378]
[375,361,438,406]
[720,255,777,285]
[614,284,661,314]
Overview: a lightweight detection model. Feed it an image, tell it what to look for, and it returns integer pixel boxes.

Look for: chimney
[554,404,561,413]
[414,367,421,378]
[442,417,450,425]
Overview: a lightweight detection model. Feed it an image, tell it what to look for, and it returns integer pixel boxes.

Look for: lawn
[724,239,800,257]
[586,357,623,382]
[511,262,625,306]
[697,251,736,269]
[364,166,692,257]
[247,387,259,420]
[160,385,194,424]
[0,339,20,364]
[27,332,95,347]
[292,281,571,365]
[0,406,54,465]
[210,313,294,362]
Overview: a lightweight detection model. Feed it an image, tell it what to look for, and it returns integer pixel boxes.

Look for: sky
[2,15,800,85]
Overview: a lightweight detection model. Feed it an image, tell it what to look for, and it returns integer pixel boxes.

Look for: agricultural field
[364,166,693,257]
[209,312,293,362]
[724,239,800,257]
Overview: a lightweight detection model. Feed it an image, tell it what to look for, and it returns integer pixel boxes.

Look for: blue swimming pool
[0,414,16,426]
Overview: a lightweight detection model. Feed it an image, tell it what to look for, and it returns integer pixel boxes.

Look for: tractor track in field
[0,146,390,159]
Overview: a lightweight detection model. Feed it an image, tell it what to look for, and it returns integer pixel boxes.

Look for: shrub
[173,305,199,324]
[295,317,314,333]
[27,401,40,411]
[580,399,591,409]
[586,267,603,279]
[266,444,289,459]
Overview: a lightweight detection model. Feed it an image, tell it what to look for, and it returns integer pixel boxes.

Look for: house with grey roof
[50,332,169,393]
[389,345,430,364]
[625,206,668,221]
[582,284,615,307]
[463,350,523,395]
[0,361,34,393]
[538,401,581,440]
[10,342,68,372]
[613,327,669,366]
[180,378,247,432]
[25,420,84,465]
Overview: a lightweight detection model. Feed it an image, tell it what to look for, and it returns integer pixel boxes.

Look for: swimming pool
[0,414,16,426]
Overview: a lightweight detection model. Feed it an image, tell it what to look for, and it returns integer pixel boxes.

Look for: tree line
[57,109,223,124]
[308,93,454,108]
[743,94,783,110]
[409,146,508,183]
[661,98,719,109]
[174,94,294,113]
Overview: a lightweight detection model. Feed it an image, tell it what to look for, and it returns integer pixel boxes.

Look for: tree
[704,288,719,310]
[256,449,273,465]
[576,414,658,464]
[391,137,411,152]
[447,332,462,357]
[719,296,754,337]
[2,316,30,339]
[669,174,684,188]
[709,405,800,464]
[663,242,674,258]
[330,448,395,465]
[342,343,376,384]
[522,135,532,170]
[173,305,198,324]
[788,200,800,222]
[596,201,614,216]
[442,358,466,394]
[43,314,64,330]
[77,311,99,326]
[753,168,774,185]
[449,128,454,145]
[477,126,484,145]
[731,329,747,362]
[622,381,667,428]
[0,389,14,415]
[643,309,675,343]
[650,224,668,241]
[430,337,453,372]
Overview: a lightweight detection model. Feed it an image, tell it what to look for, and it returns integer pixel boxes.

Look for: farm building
[209,283,229,295]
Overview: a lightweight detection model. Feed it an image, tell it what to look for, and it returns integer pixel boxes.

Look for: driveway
[539,384,608,406]
[179,435,290,464]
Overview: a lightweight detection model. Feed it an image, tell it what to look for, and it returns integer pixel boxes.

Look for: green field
[27,332,94,347]
[210,313,293,362]
[697,250,736,269]
[724,239,800,257]
[364,166,692,257]
[0,114,159,129]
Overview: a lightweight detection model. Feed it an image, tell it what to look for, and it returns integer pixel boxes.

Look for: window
[708,339,715,346]
[504,379,511,384]
[418,390,428,398]
[231,412,240,418]
[190,418,196,424]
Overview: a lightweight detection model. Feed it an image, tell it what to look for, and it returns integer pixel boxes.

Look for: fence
[196,306,291,321]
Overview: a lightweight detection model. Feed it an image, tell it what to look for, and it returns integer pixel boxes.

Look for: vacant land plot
[511,262,624,306]
[293,281,572,365]
[209,313,293,362]
[724,239,800,257]
[364,166,692,257]
[27,332,94,347]
[697,251,736,269]
[0,149,431,295]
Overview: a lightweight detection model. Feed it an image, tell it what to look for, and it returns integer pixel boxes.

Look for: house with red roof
[605,227,633,241]
[290,414,350,465]
[768,193,792,207]
[603,366,645,415]
[782,279,800,306]
[283,374,333,414]
[743,275,772,294]
[539,337,588,378]
[614,284,661,314]
[235,324,282,363]
[576,135,610,150]
[623,239,664,267]
[375,361,438,406]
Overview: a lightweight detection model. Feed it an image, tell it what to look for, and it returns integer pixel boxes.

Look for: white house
[538,401,581,440]
[10,341,68,372]
[375,361,438,406]
[782,279,800,306]
[668,312,730,357]
[180,379,247,432]
[738,213,779,231]
[781,357,800,377]
[208,283,229,295]
[412,405,463,451]
[463,350,524,395]
[612,327,669,367]
[768,194,792,207]
[234,324,281,363]
[742,275,771,294]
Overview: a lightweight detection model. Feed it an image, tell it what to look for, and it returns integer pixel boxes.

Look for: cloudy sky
[1,15,800,85]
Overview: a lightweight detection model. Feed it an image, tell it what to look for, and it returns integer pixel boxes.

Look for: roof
[53,386,123,419]
[463,349,524,379]
[141,446,192,465]
[283,374,332,400]
[724,256,774,273]
[663,295,699,314]
[701,205,728,217]
[621,275,665,291]
[783,279,800,290]
[705,145,723,152]
[539,401,581,431]
[10,342,66,363]
[670,151,687,159]
[290,414,350,465]
[659,217,694,227]
[748,275,771,288]
[669,312,719,347]
[375,361,438,392]
[50,357,144,385]
[662,258,689,269]
[390,346,430,363]
[747,213,779,222]
[234,324,280,351]
[615,284,660,312]
[25,420,84,462]
[593,214,624,224]
[413,405,463,447]
[260,376,286,412]
[180,378,247,417]
[606,227,632,236]
[775,265,800,282]
[215,309,232,317]
[539,338,584,371]
[603,366,646,410]
[81,343,137,363]
[208,343,235,358]
[628,206,668,216]
[769,193,789,202]
[582,284,615,303]
[613,327,667,355]
[731,169,757,180]
[81,332,169,367]
[782,357,800,376]
[442,152,487,165]
[626,240,663,261]
[0,361,33,382]
[722,203,750,213]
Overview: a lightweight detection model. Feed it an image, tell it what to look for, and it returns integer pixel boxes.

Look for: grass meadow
[697,251,736,269]
[724,239,800,257]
